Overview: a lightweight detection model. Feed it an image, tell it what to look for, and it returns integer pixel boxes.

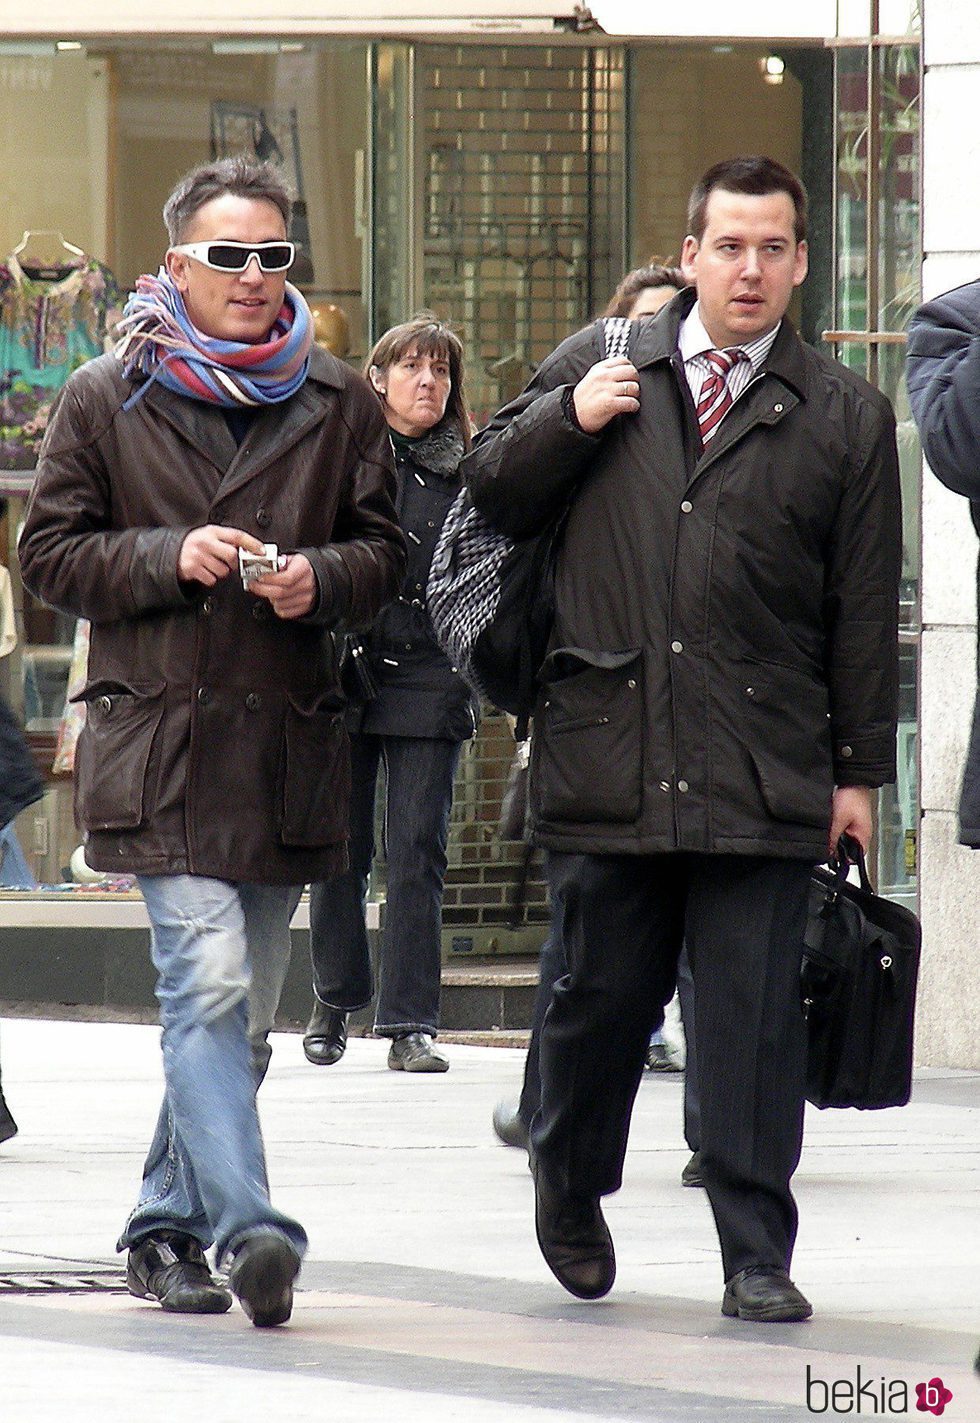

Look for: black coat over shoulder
[464,291,902,862]
[352,426,479,743]
[907,279,980,843]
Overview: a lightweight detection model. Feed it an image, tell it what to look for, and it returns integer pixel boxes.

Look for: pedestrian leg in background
[676,947,704,1186]
[305,735,381,1066]
[376,735,461,1073]
[492,931,568,1149]
[0,821,37,889]
[646,988,685,1071]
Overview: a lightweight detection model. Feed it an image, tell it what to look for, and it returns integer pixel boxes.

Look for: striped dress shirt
[678,303,780,421]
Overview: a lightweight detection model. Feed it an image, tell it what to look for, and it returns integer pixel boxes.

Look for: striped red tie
[696,348,746,446]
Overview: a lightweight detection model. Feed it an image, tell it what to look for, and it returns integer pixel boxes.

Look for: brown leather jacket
[19,347,405,883]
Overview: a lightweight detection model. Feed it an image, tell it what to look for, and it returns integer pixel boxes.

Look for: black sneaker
[127,1232,232,1314]
[229,1233,301,1328]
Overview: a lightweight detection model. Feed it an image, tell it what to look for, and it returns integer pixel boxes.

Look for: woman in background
[303,315,479,1074]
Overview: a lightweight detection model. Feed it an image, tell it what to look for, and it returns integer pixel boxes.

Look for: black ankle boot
[303,1003,348,1066]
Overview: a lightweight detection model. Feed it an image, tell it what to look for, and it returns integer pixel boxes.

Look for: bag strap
[601,315,634,361]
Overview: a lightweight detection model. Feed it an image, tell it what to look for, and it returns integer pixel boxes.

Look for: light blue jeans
[117,875,307,1266]
[0,822,37,888]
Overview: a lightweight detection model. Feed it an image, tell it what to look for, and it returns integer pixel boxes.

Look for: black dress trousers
[534,850,813,1282]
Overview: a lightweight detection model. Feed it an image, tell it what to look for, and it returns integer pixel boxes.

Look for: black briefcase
[802,836,921,1110]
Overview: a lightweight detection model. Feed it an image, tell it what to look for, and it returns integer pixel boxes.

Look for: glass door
[827,30,921,906]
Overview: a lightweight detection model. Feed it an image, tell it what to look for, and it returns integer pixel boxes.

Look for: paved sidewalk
[1,1015,977,1421]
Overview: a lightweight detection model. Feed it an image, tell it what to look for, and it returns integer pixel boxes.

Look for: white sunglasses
[169,240,295,273]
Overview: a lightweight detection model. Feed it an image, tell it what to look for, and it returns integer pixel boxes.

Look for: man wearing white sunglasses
[20,156,405,1329]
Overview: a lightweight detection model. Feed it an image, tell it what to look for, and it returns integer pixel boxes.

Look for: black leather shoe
[492,1100,530,1150]
[303,1004,347,1066]
[229,1233,301,1328]
[127,1232,232,1314]
[387,1032,449,1073]
[722,1267,812,1322]
[681,1150,704,1187]
[533,1159,615,1300]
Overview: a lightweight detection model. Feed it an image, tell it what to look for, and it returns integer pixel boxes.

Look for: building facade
[0,2,968,1066]
[917,3,980,1068]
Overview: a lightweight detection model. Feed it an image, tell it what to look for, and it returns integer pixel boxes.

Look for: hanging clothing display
[0,251,124,472]
[52,616,90,775]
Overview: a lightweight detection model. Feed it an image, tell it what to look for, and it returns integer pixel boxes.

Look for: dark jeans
[533,850,811,1281]
[309,733,461,1037]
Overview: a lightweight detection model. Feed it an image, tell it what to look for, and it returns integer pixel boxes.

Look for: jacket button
[677,779,689,793]
[245,693,261,711]
[746,686,755,697]
[659,780,670,792]
[671,640,683,654]
[840,744,853,758]
[256,507,271,527]
[197,687,210,705]
[97,695,111,714]
[680,500,693,513]
[405,643,413,651]
[201,597,214,615]
[774,403,784,413]
[627,679,636,689]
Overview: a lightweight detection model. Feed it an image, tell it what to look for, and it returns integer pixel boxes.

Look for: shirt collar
[678,300,781,374]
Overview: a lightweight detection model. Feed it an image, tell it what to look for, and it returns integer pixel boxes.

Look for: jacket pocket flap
[541,645,641,682]
[74,682,167,831]
[72,678,167,705]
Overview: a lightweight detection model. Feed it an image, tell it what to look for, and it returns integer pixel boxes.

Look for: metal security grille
[419,43,626,424]
[368,41,626,952]
[443,713,549,942]
[426,45,623,948]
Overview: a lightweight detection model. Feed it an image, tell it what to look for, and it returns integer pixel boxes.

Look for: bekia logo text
[806,1365,953,1415]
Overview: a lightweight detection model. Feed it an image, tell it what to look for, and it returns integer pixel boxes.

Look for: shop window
[0,39,370,889]
[828,35,921,905]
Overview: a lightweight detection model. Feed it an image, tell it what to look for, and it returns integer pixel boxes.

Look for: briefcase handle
[827,833,873,898]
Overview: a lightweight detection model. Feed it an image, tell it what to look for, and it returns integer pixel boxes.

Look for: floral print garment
[0,254,124,470]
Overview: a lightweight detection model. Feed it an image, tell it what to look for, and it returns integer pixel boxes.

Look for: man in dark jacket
[465,156,901,1322]
[907,280,980,841]
[19,157,405,1328]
